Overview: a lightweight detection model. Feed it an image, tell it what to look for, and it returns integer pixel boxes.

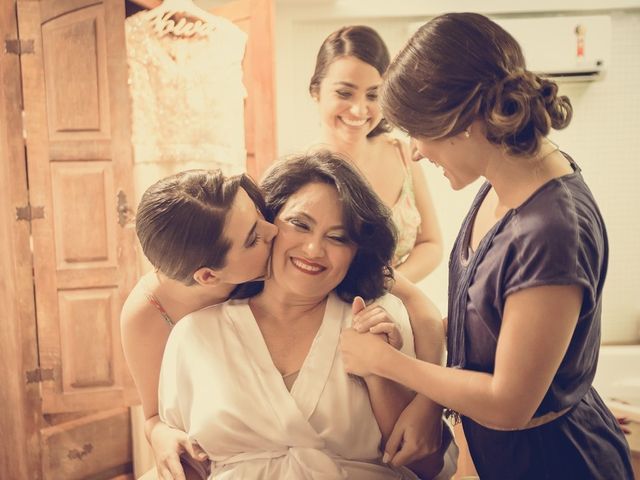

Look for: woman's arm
[120,290,170,420]
[343,284,582,430]
[389,271,445,438]
[364,374,415,443]
[386,273,447,473]
[350,297,413,442]
[353,280,447,452]
[121,288,205,479]
[395,160,443,283]
[390,271,445,365]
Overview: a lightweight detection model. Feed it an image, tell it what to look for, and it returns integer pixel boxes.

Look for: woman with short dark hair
[122,170,278,479]
[341,12,633,479]
[135,170,270,285]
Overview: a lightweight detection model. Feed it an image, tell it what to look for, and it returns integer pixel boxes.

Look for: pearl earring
[464,128,471,138]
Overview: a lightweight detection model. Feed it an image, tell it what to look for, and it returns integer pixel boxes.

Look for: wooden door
[18,0,138,416]
[0,2,42,478]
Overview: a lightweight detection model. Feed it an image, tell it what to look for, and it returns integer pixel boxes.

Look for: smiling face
[212,188,278,285]
[315,56,383,145]
[269,182,357,300]
[413,129,487,191]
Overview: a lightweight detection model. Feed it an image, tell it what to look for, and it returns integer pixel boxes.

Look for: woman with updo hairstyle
[340,12,633,479]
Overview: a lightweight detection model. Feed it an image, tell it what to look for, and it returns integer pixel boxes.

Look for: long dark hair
[381,12,572,156]
[309,25,392,138]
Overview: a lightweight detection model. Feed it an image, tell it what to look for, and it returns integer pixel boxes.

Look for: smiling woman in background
[308,25,442,283]
[340,12,634,479]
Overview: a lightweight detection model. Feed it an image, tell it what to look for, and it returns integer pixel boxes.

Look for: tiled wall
[551,12,640,342]
[276,7,640,343]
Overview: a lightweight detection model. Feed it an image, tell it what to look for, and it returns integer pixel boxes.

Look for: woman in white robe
[160,292,415,479]
[158,151,455,479]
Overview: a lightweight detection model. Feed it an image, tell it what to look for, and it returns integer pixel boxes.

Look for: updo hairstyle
[380,12,573,156]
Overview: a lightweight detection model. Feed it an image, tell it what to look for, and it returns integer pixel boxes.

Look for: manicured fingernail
[382,452,390,463]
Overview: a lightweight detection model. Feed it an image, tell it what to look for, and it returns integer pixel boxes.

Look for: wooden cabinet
[0,0,276,478]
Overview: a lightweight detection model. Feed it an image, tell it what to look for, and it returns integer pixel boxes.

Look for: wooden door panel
[40,0,101,22]
[42,5,110,139]
[58,288,118,390]
[49,140,112,161]
[19,0,137,414]
[51,162,116,271]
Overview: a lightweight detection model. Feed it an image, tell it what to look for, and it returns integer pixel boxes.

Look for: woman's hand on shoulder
[146,416,208,480]
[351,296,403,350]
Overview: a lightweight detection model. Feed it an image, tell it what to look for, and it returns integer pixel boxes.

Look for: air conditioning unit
[407,15,611,83]
[493,15,611,82]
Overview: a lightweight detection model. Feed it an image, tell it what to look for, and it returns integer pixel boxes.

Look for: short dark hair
[260,150,397,303]
[135,169,266,285]
[381,12,572,156]
[309,25,392,138]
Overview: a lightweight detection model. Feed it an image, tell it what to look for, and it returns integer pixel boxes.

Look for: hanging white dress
[125,12,247,200]
[158,292,420,479]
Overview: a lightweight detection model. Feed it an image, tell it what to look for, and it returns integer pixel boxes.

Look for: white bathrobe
[158,292,419,479]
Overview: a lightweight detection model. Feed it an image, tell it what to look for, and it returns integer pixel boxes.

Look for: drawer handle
[67,443,93,460]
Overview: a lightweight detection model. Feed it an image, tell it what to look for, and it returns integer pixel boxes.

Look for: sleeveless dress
[389,140,422,267]
[446,154,633,479]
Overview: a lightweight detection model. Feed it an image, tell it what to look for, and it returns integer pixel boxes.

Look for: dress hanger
[144,0,217,38]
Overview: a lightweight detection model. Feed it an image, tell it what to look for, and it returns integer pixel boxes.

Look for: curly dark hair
[253,150,397,303]
[380,12,572,156]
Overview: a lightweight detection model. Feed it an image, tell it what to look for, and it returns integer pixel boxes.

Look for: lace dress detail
[125,13,247,178]
[390,140,421,266]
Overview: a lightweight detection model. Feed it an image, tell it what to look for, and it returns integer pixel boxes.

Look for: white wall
[275,2,640,343]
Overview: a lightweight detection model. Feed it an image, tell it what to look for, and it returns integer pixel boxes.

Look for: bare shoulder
[368,134,409,176]
[120,276,157,333]
[373,133,405,155]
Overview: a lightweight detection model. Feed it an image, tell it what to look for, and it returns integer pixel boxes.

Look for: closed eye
[328,235,349,244]
[290,218,310,230]
[246,233,262,248]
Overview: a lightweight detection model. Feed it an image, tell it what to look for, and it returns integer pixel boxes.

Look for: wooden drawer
[41,407,132,480]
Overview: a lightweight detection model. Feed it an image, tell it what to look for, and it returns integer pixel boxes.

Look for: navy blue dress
[446,156,633,479]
